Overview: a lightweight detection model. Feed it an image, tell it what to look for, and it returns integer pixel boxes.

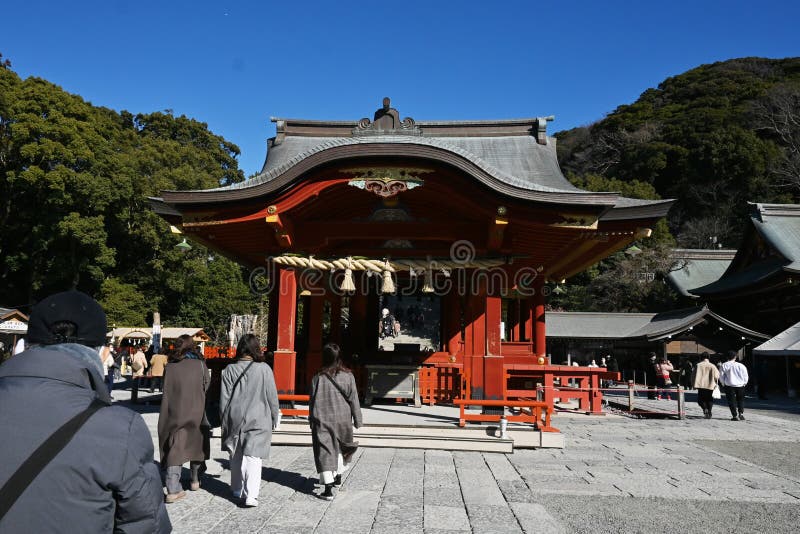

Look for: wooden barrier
[419,364,462,405]
[452,398,557,432]
[502,364,620,415]
[278,394,309,417]
[459,368,557,432]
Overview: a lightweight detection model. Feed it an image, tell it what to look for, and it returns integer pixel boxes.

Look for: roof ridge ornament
[354,97,421,137]
[536,115,555,145]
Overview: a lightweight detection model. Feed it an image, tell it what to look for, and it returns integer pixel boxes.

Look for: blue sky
[3,0,799,176]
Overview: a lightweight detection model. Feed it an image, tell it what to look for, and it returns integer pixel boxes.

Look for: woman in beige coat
[693,352,720,419]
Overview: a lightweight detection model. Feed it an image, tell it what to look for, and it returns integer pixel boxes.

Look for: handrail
[278,394,310,417]
[458,368,557,432]
[452,397,556,432]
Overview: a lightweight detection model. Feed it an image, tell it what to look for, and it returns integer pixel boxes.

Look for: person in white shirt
[719,350,749,421]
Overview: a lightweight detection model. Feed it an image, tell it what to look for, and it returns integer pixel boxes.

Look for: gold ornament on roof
[345,167,431,198]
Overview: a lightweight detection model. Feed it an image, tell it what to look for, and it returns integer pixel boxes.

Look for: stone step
[271,420,563,452]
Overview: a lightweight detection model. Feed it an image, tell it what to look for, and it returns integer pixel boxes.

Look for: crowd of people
[639,350,750,420]
[0,290,363,532]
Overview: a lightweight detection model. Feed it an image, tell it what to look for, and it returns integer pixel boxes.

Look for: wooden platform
[272,419,564,452]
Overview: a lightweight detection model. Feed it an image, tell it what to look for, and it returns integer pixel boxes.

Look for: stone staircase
[272,419,563,452]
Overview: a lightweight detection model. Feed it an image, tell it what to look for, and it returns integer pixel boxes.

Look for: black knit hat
[26,290,107,347]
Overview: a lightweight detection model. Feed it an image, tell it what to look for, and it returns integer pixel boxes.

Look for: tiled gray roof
[547,311,656,339]
[215,135,584,194]
[691,203,800,296]
[628,307,767,341]
[752,203,800,268]
[754,321,800,356]
[667,249,736,297]
[547,307,767,341]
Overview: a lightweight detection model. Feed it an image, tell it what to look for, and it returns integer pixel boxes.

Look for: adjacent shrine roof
[548,306,767,341]
[691,203,800,297]
[754,321,800,356]
[667,249,736,298]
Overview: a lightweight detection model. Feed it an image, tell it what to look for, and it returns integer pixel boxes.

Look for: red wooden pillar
[305,294,324,385]
[266,281,279,352]
[484,292,504,401]
[509,299,520,342]
[445,290,462,357]
[534,277,546,359]
[274,268,297,395]
[464,289,486,399]
[523,297,533,342]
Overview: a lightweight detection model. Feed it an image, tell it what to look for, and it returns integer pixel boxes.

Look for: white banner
[0,320,27,333]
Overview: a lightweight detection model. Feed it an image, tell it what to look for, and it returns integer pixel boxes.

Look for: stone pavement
[113,381,800,533]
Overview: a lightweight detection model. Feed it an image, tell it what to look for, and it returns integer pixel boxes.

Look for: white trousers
[319,453,351,485]
[230,443,262,500]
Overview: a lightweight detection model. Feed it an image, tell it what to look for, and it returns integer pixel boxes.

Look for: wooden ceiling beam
[266,207,294,248]
[295,221,484,243]
[487,217,508,252]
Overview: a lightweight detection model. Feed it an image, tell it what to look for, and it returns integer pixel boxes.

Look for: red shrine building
[151,99,672,412]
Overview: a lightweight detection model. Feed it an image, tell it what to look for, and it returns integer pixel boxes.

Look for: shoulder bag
[0,398,106,520]
[214,361,255,431]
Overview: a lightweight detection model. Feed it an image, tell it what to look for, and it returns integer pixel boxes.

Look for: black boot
[321,483,334,500]
[190,462,201,491]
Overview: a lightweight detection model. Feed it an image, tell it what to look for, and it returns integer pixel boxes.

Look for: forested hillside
[557,57,800,248]
[543,57,800,313]
[0,56,261,339]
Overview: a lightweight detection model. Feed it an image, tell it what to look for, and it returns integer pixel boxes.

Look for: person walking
[101,343,116,398]
[0,290,170,532]
[220,334,280,508]
[149,349,168,393]
[158,334,210,502]
[693,352,720,419]
[131,346,148,377]
[645,353,658,399]
[655,355,674,399]
[606,354,619,386]
[720,350,749,421]
[309,343,363,501]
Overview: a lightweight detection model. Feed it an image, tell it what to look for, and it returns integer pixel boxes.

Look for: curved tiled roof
[157,108,673,218]
[691,203,800,296]
[211,135,582,194]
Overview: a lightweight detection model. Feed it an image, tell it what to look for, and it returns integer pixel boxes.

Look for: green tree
[0,62,258,334]
[98,277,149,326]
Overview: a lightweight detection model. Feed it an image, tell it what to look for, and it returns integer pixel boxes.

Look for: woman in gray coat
[220,334,280,507]
[309,343,363,500]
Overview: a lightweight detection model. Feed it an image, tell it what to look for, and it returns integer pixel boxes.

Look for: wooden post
[523,297,533,343]
[628,380,635,412]
[677,385,685,419]
[484,292,504,402]
[306,294,324,386]
[465,287,486,399]
[274,268,297,395]
[533,277,546,358]
[445,290,462,357]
